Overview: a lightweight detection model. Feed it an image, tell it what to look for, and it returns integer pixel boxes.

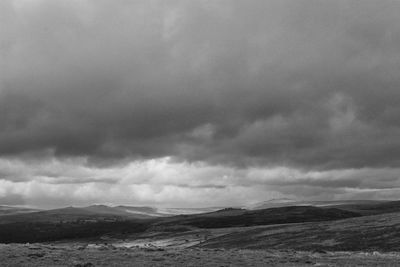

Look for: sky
[1,0,400,208]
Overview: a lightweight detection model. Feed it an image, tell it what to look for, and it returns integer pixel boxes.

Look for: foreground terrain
[2,243,400,267]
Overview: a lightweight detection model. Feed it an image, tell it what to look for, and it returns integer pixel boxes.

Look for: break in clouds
[1,0,400,207]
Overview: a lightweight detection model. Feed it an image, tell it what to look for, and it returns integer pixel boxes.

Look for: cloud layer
[1,0,400,207]
[1,156,400,208]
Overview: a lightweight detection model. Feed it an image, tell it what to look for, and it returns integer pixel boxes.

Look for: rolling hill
[196,211,400,251]
[1,200,400,245]
[154,206,361,229]
[247,199,387,210]
[0,206,156,224]
[0,205,223,224]
[330,200,400,216]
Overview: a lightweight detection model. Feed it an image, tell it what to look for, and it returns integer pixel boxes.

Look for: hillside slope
[197,211,400,251]
[331,200,400,216]
[155,206,361,228]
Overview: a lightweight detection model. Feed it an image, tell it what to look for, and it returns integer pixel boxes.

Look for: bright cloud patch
[0,157,399,208]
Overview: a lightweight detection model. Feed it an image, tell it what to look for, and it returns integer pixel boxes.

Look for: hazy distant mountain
[0,205,40,216]
[156,207,223,215]
[84,205,222,217]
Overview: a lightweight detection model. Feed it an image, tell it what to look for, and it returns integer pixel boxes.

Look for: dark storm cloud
[1,0,400,170]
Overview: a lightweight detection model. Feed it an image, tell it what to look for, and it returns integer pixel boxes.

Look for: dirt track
[1,243,400,267]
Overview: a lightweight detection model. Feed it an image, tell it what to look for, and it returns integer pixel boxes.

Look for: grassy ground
[197,212,400,251]
[2,243,400,267]
[3,206,400,265]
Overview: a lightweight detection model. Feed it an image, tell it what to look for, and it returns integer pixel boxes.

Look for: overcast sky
[1,0,400,208]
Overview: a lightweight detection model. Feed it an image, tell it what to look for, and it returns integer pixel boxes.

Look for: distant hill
[0,204,222,243]
[2,200,399,225]
[247,199,386,210]
[156,207,224,215]
[2,200,400,244]
[0,206,150,224]
[81,205,160,219]
[116,206,222,217]
[0,204,223,224]
[155,206,361,229]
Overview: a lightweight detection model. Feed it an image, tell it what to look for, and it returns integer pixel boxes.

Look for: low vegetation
[0,221,148,243]
[1,200,400,250]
